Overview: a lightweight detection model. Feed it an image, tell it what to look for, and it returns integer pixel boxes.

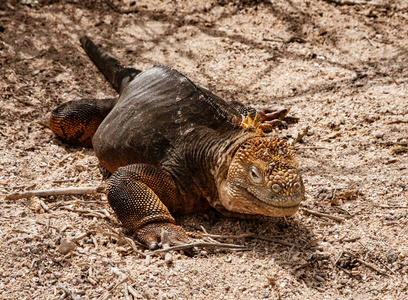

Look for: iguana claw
[136,222,190,250]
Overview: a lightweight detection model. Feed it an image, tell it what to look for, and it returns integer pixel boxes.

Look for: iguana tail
[80,36,141,92]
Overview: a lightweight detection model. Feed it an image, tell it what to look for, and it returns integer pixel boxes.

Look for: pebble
[112,267,122,276]
[81,265,89,272]
[372,132,384,138]
[164,253,173,265]
[30,247,40,254]
[56,238,76,255]
[387,252,398,263]
[53,272,62,278]
[101,258,110,267]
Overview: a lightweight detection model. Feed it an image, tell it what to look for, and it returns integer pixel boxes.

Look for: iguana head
[220,136,304,217]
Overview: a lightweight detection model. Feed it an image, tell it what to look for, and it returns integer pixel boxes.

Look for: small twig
[127,285,140,298]
[53,178,78,183]
[263,37,286,42]
[71,232,93,243]
[202,232,296,248]
[333,250,344,267]
[295,146,330,150]
[302,208,345,222]
[356,258,389,276]
[38,199,50,212]
[92,235,99,250]
[364,35,375,47]
[340,236,361,243]
[8,184,36,190]
[387,119,408,124]
[199,226,221,244]
[323,0,389,7]
[99,230,146,257]
[59,206,108,219]
[358,242,395,274]
[98,276,130,300]
[375,204,408,209]
[148,242,249,254]
[4,186,106,200]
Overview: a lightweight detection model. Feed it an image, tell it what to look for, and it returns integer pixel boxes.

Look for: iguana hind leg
[107,164,190,249]
[49,97,117,147]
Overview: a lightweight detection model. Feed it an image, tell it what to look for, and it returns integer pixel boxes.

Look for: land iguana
[49,36,305,249]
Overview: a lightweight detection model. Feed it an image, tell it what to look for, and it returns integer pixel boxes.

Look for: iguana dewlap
[49,36,305,249]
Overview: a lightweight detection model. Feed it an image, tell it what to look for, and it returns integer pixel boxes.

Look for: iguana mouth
[246,187,301,209]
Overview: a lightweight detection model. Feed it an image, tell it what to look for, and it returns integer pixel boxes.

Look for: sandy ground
[1,0,408,299]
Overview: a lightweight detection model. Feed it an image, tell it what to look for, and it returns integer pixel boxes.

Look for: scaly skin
[49,36,305,249]
[222,136,304,217]
[49,98,118,147]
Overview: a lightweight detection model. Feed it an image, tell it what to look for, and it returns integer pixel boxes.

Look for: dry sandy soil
[1,0,408,299]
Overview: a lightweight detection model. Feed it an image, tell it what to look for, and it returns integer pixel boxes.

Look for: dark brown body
[94,65,241,173]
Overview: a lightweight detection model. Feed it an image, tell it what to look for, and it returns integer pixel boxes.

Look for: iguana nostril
[293,182,300,191]
[272,184,282,193]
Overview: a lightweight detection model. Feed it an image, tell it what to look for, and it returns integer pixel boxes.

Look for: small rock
[30,247,40,254]
[112,267,122,276]
[372,132,384,138]
[32,277,41,284]
[143,289,154,299]
[57,238,76,255]
[386,252,398,263]
[205,280,212,287]
[164,253,173,265]
[101,258,110,267]
[252,263,261,269]
[81,265,89,272]
[145,254,151,266]
[29,197,44,213]
[327,131,342,139]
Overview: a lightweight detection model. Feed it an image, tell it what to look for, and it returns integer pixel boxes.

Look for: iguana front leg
[106,164,189,249]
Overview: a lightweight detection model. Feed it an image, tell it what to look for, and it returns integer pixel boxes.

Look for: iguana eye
[248,166,263,184]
